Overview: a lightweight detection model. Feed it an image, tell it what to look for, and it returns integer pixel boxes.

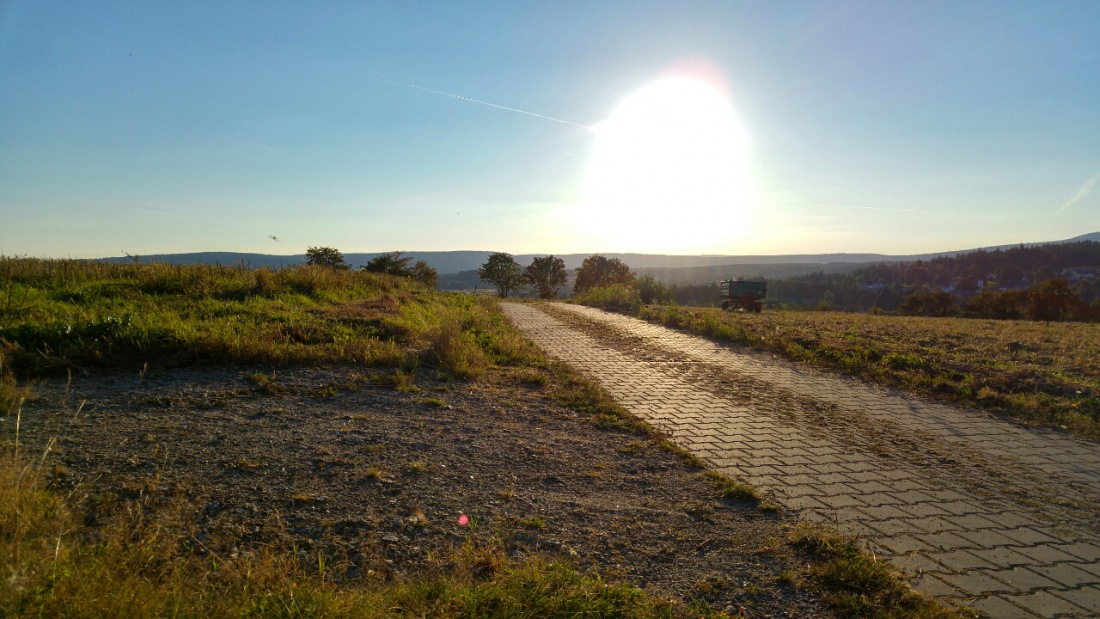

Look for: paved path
[502,302,1100,618]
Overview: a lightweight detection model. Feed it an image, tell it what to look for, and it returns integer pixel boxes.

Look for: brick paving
[502,302,1100,618]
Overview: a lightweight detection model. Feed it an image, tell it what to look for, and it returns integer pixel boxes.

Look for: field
[0,259,964,618]
[636,305,1100,440]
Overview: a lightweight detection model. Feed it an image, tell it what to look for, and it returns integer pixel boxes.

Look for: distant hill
[92,233,1100,286]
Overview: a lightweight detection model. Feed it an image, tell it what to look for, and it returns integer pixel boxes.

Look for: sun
[576,75,755,253]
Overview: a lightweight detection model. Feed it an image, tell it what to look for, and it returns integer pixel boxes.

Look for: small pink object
[458,514,469,526]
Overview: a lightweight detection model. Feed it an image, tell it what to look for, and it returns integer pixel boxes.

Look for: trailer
[719,280,766,312]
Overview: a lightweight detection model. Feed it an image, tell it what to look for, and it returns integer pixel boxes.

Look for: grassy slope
[0,259,966,618]
[632,305,1100,440]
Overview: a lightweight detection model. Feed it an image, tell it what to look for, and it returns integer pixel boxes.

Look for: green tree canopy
[305,246,349,270]
[573,255,633,294]
[364,251,414,276]
[523,255,568,299]
[478,252,525,298]
[363,251,437,287]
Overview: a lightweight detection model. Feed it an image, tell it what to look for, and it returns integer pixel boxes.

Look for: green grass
[635,305,1100,439]
[0,258,497,376]
[701,470,762,503]
[788,523,975,619]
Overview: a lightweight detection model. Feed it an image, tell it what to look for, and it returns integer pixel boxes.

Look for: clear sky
[2,1,1099,258]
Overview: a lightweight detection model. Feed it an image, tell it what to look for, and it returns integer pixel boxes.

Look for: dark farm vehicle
[720,280,766,312]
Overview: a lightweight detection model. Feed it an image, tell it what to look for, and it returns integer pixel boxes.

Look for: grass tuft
[788,523,975,618]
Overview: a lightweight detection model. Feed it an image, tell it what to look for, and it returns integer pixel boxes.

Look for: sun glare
[577,76,755,253]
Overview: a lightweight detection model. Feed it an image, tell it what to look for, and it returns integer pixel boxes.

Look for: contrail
[1055,170,1100,214]
[366,76,591,130]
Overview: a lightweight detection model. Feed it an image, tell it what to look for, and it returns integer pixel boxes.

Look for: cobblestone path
[502,302,1100,618]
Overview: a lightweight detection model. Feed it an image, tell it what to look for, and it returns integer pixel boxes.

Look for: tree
[410,260,438,288]
[634,274,672,304]
[898,290,960,317]
[573,255,633,294]
[523,255,568,299]
[305,246,349,270]
[1027,278,1079,322]
[478,253,525,298]
[364,251,414,276]
[363,252,437,287]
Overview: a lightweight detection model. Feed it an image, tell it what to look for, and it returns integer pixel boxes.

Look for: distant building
[1060,267,1100,281]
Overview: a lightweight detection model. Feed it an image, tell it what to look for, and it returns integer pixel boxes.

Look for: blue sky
[2,1,1098,258]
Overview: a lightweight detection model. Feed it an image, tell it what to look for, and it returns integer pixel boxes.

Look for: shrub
[634,275,673,305]
[573,284,641,313]
[427,318,485,379]
[305,246,349,270]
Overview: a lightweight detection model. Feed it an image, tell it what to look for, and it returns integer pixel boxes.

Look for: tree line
[476,253,636,299]
[305,247,438,287]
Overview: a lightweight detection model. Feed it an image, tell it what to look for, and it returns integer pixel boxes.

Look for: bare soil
[11,364,833,617]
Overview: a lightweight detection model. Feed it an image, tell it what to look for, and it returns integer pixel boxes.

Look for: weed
[788,523,974,618]
[701,470,761,503]
[391,369,418,393]
[617,441,646,455]
[516,514,548,530]
[426,317,485,379]
[682,501,715,522]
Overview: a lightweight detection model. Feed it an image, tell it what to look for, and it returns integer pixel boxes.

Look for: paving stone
[891,552,947,576]
[815,493,866,509]
[875,534,934,555]
[941,570,1015,595]
[1051,585,1100,613]
[857,504,912,520]
[986,567,1063,591]
[910,573,961,598]
[943,513,1003,531]
[968,546,1044,569]
[966,595,1038,619]
[1000,528,1062,546]
[899,503,952,518]
[917,531,980,551]
[926,549,997,572]
[1019,543,1087,565]
[1053,541,1100,562]
[865,519,927,537]
[1008,589,1090,617]
[1029,562,1099,588]
[913,516,962,534]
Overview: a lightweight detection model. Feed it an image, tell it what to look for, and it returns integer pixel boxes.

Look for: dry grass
[0,441,716,619]
[788,523,975,618]
[640,306,1100,439]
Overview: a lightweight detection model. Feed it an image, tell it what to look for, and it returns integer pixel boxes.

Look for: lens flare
[576,75,756,253]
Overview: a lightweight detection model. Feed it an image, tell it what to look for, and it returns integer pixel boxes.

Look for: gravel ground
[10,364,833,617]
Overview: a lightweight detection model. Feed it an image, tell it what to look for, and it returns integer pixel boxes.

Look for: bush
[897,290,960,317]
[426,318,485,379]
[573,284,641,313]
[634,275,673,305]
